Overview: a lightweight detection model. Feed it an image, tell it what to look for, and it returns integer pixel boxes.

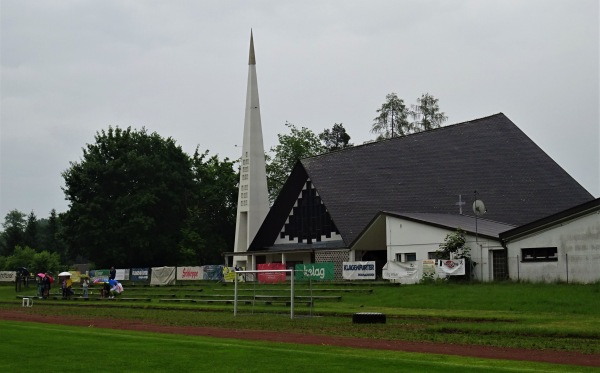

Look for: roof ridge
[302,112,507,162]
[383,211,516,226]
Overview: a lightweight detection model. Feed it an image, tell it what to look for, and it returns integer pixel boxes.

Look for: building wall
[315,250,350,280]
[505,211,600,283]
[385,216,503,282]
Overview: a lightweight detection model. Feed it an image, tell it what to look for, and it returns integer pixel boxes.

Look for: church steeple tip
[248,30,256,65]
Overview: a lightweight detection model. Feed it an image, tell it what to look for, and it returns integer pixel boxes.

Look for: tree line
[0,93,446,273]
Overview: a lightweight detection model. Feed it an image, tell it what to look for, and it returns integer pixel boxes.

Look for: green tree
[319,123,353,151]
[3,245,61,274]
[266,122,324,202]
[179,150,238,265]
[35,209,69,263]
[0,209,26,255]
[61,126,195,268]
[23,211,39,250]
[3,245,36,271]
[31,250,62,275]
[436,228,473,280]
[371,93,412,139]
[410,93,448,132]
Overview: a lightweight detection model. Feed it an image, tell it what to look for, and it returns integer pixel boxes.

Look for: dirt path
[1,308,599,368]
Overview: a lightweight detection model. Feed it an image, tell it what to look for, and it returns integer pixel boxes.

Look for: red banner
[257,263,286,283]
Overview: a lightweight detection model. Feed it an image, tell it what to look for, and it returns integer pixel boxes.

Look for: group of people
[100,267,122,298]
[34,266,116,300]
[36,273,52,299]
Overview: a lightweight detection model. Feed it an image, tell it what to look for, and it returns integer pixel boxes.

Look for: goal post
[233,269,295,319]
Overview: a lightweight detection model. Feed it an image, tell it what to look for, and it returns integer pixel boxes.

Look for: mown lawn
[1,320,596,372]
[2,281,600,353]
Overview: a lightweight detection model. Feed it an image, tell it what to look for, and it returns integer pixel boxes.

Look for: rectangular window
[427,252,438,259]
[521,247,558,262]
[396,253,417,262]
[404,253,417,262]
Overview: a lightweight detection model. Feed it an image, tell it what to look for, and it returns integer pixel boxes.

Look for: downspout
[500,238,510,281]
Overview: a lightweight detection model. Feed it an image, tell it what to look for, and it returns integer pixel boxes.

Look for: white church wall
[505,211,600,283]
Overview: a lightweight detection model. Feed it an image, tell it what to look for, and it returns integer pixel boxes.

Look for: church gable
[275,179,341,244]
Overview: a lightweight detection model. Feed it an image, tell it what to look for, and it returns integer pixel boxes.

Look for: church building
[230,33,596,281]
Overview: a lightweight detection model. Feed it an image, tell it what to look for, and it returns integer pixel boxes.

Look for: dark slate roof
[251,113,594,250]
[378,212,516,240]
[499,198,600,242]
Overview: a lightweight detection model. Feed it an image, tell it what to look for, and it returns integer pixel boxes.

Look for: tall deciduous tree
[371,93,412,139]
[0,210,26,255]
[410,93,448,132]
[266,122,324,202]
[61,127,195,268]
[319,123,353,151]
[179,150,238,265]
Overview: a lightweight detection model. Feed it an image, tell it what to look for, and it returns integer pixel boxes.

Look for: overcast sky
[1,0,598,221]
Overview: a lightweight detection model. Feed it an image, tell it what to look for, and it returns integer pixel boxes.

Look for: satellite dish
[473,199,486,216]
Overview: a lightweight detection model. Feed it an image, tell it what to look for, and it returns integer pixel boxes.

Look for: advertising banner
[150,266,176,285]
[382,261,419,283]
[115,269,129,281]
[69,271,82,283]
[130,268,150,282]
[90,269,110,281]
[437,259,466,275]
[177,266,203,281]
[342,261,376,280]
[257,263,286,283]
[422,259,436,276]
[202,265,224,281]
[222,267,237,282]
[0,271,16,282]
[295,263,334,281]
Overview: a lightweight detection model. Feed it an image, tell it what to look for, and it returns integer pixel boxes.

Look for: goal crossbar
[234,269,295,319]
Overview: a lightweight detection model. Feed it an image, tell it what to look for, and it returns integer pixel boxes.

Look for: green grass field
[1,320,596,372]
[2,281,599,371]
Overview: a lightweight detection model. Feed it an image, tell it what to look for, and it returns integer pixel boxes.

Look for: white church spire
[233,31,270,268]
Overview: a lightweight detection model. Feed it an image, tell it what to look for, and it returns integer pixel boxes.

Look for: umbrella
[47,275,54,283]
[37,273,46,278]
[93,278,109,284]
[108,279,118,287]
[58,271,71,277]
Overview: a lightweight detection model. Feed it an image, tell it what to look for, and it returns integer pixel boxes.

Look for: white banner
[342,261,376,280]
[150,266,176,285]
[437,259,466,275]
[176,266,203,280]
[116,269,129,281]
[382,261,419,282]
[0,271,16,282]
[383,259,461,284]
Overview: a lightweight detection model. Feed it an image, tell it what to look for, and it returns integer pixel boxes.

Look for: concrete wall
[505,210,600,283]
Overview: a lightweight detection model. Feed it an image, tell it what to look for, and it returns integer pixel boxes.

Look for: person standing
[42,274,50,298]
[82,277,89,300]
[37,275,43,298]
[109,267,116,280]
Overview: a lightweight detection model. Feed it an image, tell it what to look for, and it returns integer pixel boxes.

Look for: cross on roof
[455,194,466,215]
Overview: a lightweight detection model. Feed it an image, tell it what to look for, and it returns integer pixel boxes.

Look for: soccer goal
[233,269,295,319]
